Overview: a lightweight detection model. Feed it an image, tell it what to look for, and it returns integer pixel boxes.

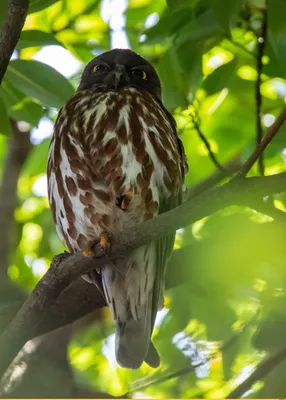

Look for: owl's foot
[99,232,112,256]
[82,249,94,257]
[118,190,134,211]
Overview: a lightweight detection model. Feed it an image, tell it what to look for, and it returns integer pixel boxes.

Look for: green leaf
[202,58,237,95]
[17,30,62,50]
[0,0,8,30]
[157,48,188,109]
[222,328,250,381]
[191,295,236,341]
[28,0,59,14]
[0,93,12,136]
[1,81,43,126]
[264,40,286,80]
[144,7,192,44]
[176,8,221,47]
[177,42,203,95]
[5,60,75,109]
[253,297,286,352]
[208,0,242,34]
[23,139,50,176]
[268,0,286,70]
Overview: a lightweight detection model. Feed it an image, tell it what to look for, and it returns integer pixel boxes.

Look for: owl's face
[78,49,162,100]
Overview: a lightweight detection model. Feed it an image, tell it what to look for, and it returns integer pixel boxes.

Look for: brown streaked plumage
[47,48,188,369]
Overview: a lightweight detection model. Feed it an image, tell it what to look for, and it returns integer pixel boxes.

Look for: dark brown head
[78,49,162,100]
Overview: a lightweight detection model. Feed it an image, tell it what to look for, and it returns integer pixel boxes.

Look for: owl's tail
[115,292,160,369]
[101,243,160,369]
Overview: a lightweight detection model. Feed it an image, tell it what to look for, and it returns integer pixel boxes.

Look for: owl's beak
[112,64,130,90]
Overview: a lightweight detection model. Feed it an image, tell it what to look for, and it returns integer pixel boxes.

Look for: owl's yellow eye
[132,69,147,80]
[92,64,107,73]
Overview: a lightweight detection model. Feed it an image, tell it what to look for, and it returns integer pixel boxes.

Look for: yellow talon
[99,232,112,255]
[120,190,134,210]
[82,249,94,257]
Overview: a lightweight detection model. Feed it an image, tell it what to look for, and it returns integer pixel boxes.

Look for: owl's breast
[48,87,182,251]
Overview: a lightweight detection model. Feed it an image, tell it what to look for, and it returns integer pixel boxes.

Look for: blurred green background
[1,0,286,397]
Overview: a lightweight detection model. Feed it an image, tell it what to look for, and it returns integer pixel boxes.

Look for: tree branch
[0,0,29,83]
[0,172,286,379]
[226,345,286,398]
[239,107,286,176]
[190,112,225,171]
[255,8,267,176]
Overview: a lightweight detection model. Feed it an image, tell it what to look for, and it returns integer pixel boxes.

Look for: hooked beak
[108,64,130,90]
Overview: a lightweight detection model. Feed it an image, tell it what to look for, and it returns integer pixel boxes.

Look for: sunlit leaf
[202,58,237,95]
[5,60,74,108]
[17,30,62,49]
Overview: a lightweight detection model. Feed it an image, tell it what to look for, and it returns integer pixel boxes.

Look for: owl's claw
[99,232,112,256]
[82,249,94,257]
[118,190,134,211]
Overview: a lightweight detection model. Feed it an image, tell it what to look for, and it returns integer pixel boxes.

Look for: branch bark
[0,0,29,83]
[0,172,286,379]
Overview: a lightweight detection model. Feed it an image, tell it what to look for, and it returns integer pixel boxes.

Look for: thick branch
[0,121,31,277]
[0,0,29,83]
[0,173,286,378]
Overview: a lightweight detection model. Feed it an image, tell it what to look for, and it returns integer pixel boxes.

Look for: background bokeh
[1,0,286,397]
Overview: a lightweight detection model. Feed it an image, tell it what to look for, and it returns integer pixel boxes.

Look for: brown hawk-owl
[47,49,188,369]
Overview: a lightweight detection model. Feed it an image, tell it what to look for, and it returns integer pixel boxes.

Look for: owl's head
[78,49,162,100]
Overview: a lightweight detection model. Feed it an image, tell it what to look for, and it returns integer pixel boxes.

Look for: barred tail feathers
[101,244,159,369]
[115,291,153,369]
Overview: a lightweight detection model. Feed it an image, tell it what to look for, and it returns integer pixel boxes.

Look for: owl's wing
[147,114,188,366]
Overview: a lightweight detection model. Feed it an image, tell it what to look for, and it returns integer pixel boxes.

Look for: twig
[227,345,286,398]
[239,107,286,176]
[0,172,286,379]
[192,118,225,171]
[255,9,267,176]
[187,107,225,171]
[0,0,29,83]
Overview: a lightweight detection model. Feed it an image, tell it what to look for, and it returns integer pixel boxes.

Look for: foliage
[1,0,286,397]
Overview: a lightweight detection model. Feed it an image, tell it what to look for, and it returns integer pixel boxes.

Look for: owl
[47,48,188,369]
